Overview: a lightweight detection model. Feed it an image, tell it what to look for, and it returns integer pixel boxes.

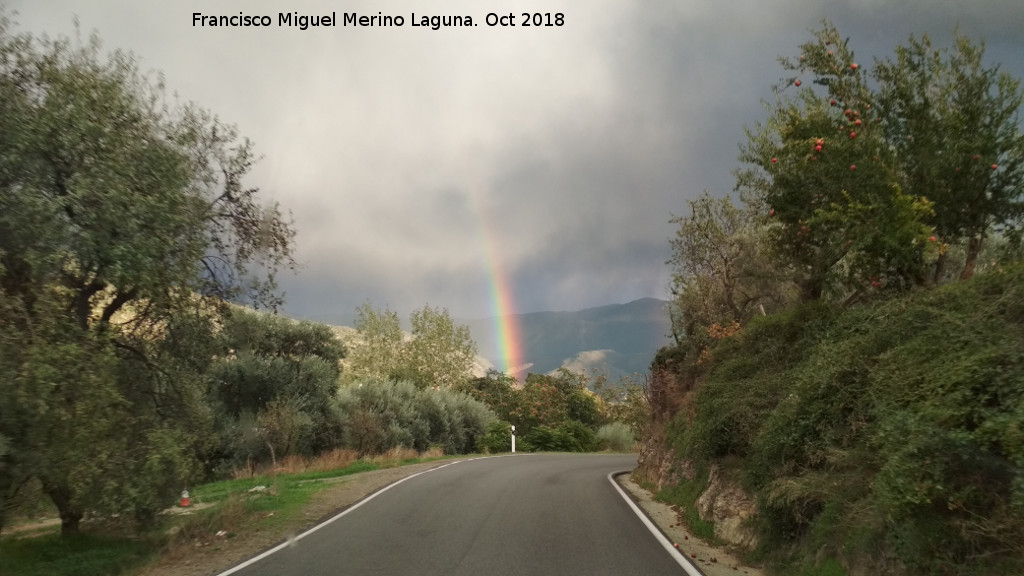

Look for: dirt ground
[616,474,765,576]
[134,462,764,576]
[136,461,449,576]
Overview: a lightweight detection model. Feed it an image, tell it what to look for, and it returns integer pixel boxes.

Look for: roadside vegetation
[0,449,447,576]
[0,12,645,574]
[644,21,1024,576]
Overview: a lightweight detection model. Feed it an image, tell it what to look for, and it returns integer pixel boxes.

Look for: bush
[596,422,635,452]
[660,264,1024,574]
[335,379,496,455]
[524,421,597,452]
[476,421,514,453]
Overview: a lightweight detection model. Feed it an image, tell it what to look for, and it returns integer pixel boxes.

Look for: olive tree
[0,17,294,534]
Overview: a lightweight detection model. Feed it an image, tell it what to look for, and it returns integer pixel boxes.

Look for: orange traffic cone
[180,488,191,507]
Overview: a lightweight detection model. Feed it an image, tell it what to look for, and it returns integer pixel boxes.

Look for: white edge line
[607,470,705,576]
[215,456,505,576]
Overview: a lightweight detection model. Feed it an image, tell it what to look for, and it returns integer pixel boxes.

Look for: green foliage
[666,264,1024,574]
[734,21,1024,298]
[524,421,597,453]
[345,302,477,390]
[207,308,345,471]
[592,373,650,440]
[476,421,517,454]
[523,426,579,452]
[0,15,294,535]
[669,192,795,336]
[466,369,646,453]
[654,18,1024,576]
[345,301,404,382]
[407,304,478,389]
[596,422,636,452]
[0,533,153,576]
[655,466,719,543]
[335,379,495,455]
[874,32,1024,281]
[737,22,938,300]
[461,370,522,423]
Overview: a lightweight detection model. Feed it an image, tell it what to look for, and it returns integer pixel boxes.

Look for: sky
[7,0,1024,327]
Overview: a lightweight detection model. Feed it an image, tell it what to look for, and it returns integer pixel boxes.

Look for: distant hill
[462,298,674,380]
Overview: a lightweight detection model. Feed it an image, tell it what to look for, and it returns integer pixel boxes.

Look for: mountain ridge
[461,297,673,379]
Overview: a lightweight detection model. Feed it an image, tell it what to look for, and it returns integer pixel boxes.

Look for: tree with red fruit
[874,33,1024,281]
[737,22,934,300]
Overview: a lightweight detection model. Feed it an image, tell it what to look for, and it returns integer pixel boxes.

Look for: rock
[696,464,759,548]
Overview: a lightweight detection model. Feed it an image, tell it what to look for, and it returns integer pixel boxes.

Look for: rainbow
[465,179,526,377]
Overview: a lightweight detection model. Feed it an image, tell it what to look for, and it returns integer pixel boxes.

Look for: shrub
[660,264,1024,573]
[596,422,635,452]
[476,421,515,453]
[524,421,597,452]
[524,426,579,452]
[335,378,496,455]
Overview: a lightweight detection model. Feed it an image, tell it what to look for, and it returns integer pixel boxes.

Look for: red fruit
[973,155,980,160]
[794,80,802,87]
[770,209,776,216]
[692,553,697,558]
[850,62,859,70]
[845,109,852,116]
[815,144,823,151]
[929,236,936,242]
[854,119,862,126]
[771,157,777,163]
[831,99,837,106]
[993,164,999,170]
[850,165,856,170]
[674,543,679,548]
[816,138,824,145]
[849,131,857,139]
[828,50,834,56]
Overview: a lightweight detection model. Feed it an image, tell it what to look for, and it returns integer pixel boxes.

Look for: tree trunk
[42,480,83,535]
[799,275,824,302]
[961,234,983,280]
[933,250,947,285]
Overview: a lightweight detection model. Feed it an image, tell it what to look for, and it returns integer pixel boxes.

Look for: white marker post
[511,425,516,453]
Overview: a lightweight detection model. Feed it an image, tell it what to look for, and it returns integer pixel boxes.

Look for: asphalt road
[217,453,696,576]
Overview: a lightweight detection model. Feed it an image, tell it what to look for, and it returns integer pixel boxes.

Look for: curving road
[218,453,697,576]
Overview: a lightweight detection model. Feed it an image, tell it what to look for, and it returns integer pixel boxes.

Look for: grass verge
[0,452,458,576]
[650,467,722,544]
[0,532,153,576]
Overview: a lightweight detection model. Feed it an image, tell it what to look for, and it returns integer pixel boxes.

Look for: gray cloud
[8,0,1023,324]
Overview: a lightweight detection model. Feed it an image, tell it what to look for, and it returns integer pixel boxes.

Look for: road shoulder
[615,473,765,576]
[136,461,453,576]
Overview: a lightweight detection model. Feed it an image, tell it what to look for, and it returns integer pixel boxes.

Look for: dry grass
[229,449,363,479]
[227,446,448,481]
[367,446,446,465]
[164,494,248,557]
[369,447,420,464]
[277,449,360,474]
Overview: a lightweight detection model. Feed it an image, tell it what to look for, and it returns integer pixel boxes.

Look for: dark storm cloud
[8,0,1023,324]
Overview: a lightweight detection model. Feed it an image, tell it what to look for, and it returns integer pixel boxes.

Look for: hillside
[462,298,674,379]
[638,266,1024,575]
